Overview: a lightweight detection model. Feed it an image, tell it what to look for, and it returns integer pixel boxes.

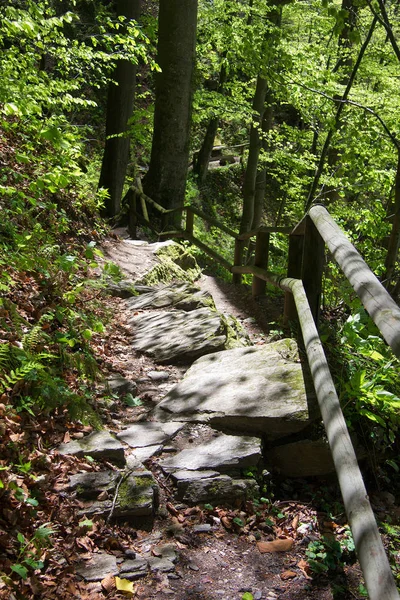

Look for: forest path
[61,230,363,600]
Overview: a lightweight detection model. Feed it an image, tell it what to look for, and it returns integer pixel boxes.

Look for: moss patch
[139,242,201,285]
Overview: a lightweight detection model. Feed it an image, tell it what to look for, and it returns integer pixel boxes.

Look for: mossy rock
[138,242,201,286]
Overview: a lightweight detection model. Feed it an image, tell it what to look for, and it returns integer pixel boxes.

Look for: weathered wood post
[128,188,137,239]
[185,207,194,237]
[284,219,305,324]
[252,230,269,297]
[302,214,325,324]
[233,237,245,284]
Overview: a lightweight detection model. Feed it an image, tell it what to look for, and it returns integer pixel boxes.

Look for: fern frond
[22,325,42,354]
[0,360,43,392]
[0,342,12,372]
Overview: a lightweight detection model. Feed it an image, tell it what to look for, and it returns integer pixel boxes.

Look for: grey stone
[154,544,178,563]
[107,280,138,298]
[117,421,184,448]
[129,307,228,364]
[76,552,118,582]
[148,370,170,382]
[119,557,148,580]
[67,469,158,524]
[128,445,163,462]
[106,374,137,395]
[148,557,175,572]
[182,475,259,506]
[58,431,126,467]
[193,524,213,533]
[126,283,214,311]
[159,432,261,473]
[154,340,317,439]
[266,439,335,477]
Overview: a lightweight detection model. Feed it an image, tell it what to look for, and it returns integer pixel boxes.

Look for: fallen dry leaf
[101,574,116,593]
[297,558,312,579]
[257,538,294,553]
[281,570,297,580]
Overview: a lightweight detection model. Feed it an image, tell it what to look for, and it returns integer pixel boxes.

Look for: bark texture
[143,0,198,226]
[99,0,141,217]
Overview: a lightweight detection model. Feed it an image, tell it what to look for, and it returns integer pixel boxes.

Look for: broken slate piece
[66,469,158,525]
[127,445,163,463]
[148,557,175,573]
[106,374,137,395]
[107,280,138,298]
[117,421,184,448]
[58,430,126,467]
[170,470,220,497]
[147,370,170,382]
[76,552,118,582]
[119,557,148,580]
[182,475,259,506]
[159,432,261,473]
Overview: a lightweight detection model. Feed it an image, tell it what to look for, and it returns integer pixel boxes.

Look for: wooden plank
[284,233,304,323]
[309,205,400,358]
[279,277,400,600]
[252,231,269,297]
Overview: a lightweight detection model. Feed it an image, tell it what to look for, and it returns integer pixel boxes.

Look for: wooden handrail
[309,205,400,358]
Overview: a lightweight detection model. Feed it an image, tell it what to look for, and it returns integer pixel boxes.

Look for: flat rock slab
[181,474,259,506]
[159,432,261,473]
[76,552,118,582]
[67,469,158,525]
[129,308,227,364]
[126,283,215,311]
[154,339,316,440]
[117,421,184,448]
[58,431,126,467]
[120,557,149,580]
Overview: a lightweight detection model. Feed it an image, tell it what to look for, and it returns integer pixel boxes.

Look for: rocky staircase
[57,271,328,529]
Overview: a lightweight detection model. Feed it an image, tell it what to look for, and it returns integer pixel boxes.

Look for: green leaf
[124,394,142,407]
[82,329,92,340]
[11,564,28,579]
[242,594,254,600]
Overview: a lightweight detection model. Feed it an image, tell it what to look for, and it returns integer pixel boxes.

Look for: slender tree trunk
[240,75,268,234]
[384,151,400,288]
[194,64,227,184]
[143,0,198,228]
[325,0,359,204]
[99,0,141,217]
[252,96,274,230]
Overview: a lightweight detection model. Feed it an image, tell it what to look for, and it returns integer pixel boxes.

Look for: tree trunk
[384,151,400,289]
[252,96,274,230]
[240,75,268,234]
[143,0,198,228]
[99,0,141,218]
[193,64,227,185]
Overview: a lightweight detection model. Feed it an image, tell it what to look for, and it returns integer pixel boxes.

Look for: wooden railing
[128,185,400,599]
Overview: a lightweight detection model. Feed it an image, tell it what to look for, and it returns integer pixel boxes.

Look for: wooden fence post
[284,227,305,324]
[233,238,245,284]
[185,207,194,236]
[128,189,137,239]
[302,215,325,324]
[252,231,269,297]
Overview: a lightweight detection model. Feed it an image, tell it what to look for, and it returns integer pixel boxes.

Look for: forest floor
[2,230,396,600]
